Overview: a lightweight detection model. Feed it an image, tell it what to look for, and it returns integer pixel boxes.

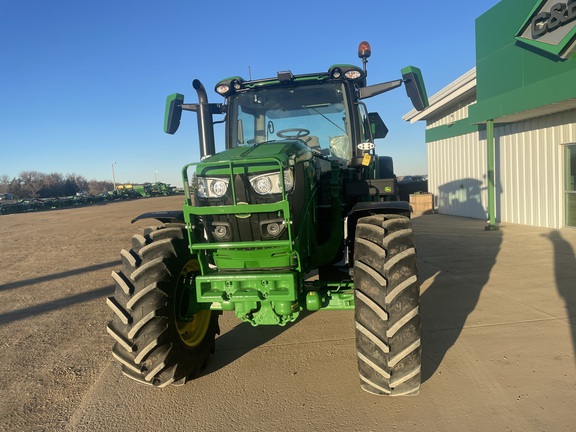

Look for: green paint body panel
[401,66,429,109]
[197,140,305,167]
[469,0,576,123]
[164,93,184,134]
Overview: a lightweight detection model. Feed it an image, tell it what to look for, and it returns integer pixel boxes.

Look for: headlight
[282,169,294,191]
[196,177,229,198]
[254,176,273,194]
[249,170,294,195]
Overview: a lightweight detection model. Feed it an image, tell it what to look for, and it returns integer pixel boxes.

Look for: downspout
[485,119,499,230]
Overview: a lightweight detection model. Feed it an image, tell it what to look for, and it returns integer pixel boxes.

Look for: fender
[346,200,412,236]
[131,210,184,224]
[348,200,411,216]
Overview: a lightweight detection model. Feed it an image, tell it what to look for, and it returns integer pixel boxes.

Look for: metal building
[404,0,576,229]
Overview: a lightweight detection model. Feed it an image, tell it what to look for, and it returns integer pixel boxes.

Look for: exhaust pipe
[193,79,216,158]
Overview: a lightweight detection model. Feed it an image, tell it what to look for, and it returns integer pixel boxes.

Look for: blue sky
[0,0,500,187]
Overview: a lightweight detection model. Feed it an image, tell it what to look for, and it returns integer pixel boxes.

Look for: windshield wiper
[311,108,346,133]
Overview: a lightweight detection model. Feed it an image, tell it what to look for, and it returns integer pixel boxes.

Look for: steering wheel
[276,128,310,139]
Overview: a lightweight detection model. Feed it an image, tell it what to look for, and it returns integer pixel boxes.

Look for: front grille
[197,173,292,243]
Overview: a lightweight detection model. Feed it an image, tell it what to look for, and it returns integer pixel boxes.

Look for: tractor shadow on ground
[0,260,119,293]
[0,285,114,325]
[0,261,118,325]
[413,214,503,383]
[544,230,576,366]
[201,310,314,377]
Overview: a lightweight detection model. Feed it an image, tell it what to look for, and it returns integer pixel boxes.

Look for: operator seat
[301,135,321,151]
[329,135,352,162]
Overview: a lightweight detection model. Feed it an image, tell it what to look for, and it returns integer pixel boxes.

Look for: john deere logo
[516,0,576,59]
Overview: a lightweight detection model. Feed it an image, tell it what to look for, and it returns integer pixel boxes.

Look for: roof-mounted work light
[215,76,244,97]
[328,65,365,82]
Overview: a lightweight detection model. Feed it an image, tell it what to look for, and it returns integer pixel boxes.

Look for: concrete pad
[66,215,576,431]
[3,200,576,431]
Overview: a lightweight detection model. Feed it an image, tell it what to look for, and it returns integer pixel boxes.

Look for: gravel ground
[0,196,184,430]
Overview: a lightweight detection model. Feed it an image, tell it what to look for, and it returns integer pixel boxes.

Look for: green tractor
[106,42,428,396]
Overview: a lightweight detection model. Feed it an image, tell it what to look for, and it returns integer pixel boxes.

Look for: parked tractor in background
[114,182,176,199]
[106,42,429,396]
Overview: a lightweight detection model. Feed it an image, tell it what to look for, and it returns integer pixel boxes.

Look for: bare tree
[0,175,10,194]
[41,172,64,197]
[2,171,114,199]
[67,173,89,194]
[18,171,45,198]
[88,179,114,195]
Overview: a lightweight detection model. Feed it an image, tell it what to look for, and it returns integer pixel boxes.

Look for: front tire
[106,223,219,387]
[353,214,421,396]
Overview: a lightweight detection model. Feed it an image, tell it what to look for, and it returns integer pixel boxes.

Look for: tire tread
[353,214,422,396]
[106,224,219,387]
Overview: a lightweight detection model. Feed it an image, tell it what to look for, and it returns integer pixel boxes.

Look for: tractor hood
[199,140,313,170]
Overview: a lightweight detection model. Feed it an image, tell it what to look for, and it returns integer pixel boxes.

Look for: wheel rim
[175,259,211,347]
[177,310,211,347]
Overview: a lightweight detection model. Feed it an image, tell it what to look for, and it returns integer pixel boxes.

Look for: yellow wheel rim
[177,310,212,347]
[176,259,211,347]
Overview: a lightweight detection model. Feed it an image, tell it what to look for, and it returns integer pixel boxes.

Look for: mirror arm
[180,103,198,112]
[180,103,224,114]
[359,79,403,100]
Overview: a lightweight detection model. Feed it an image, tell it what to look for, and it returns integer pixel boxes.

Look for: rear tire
[106,223,219,387]
[353,214,421,396]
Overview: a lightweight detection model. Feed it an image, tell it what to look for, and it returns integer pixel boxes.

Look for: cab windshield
[228,82,352,161]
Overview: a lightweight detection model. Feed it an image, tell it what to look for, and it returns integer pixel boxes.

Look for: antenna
[248,66,252,80]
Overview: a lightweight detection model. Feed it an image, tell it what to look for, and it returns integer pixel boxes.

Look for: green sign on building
[516,0,576,59]
[469,0,576,124]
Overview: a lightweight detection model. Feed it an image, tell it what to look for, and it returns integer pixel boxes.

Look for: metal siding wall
[427,94,476,128]
[496,109,576,229]
[428,132,488,219]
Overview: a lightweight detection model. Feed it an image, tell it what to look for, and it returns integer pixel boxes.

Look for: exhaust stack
[193,79,216,158]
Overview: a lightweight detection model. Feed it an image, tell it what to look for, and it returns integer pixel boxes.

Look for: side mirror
[164,93,184,134]
[401,66,429,111]
[368,112,388,139]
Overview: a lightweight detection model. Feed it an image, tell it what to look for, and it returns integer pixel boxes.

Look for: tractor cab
[217,70,364,166]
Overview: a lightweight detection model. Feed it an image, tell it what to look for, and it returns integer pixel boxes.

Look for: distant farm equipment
[114,182,176,199]
[0,182,177,215]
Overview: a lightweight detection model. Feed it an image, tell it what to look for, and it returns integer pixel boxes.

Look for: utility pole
[112,162,117,191]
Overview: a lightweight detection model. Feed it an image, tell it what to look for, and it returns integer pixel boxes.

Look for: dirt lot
[0,197,176,430]
[1,196,575,431]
